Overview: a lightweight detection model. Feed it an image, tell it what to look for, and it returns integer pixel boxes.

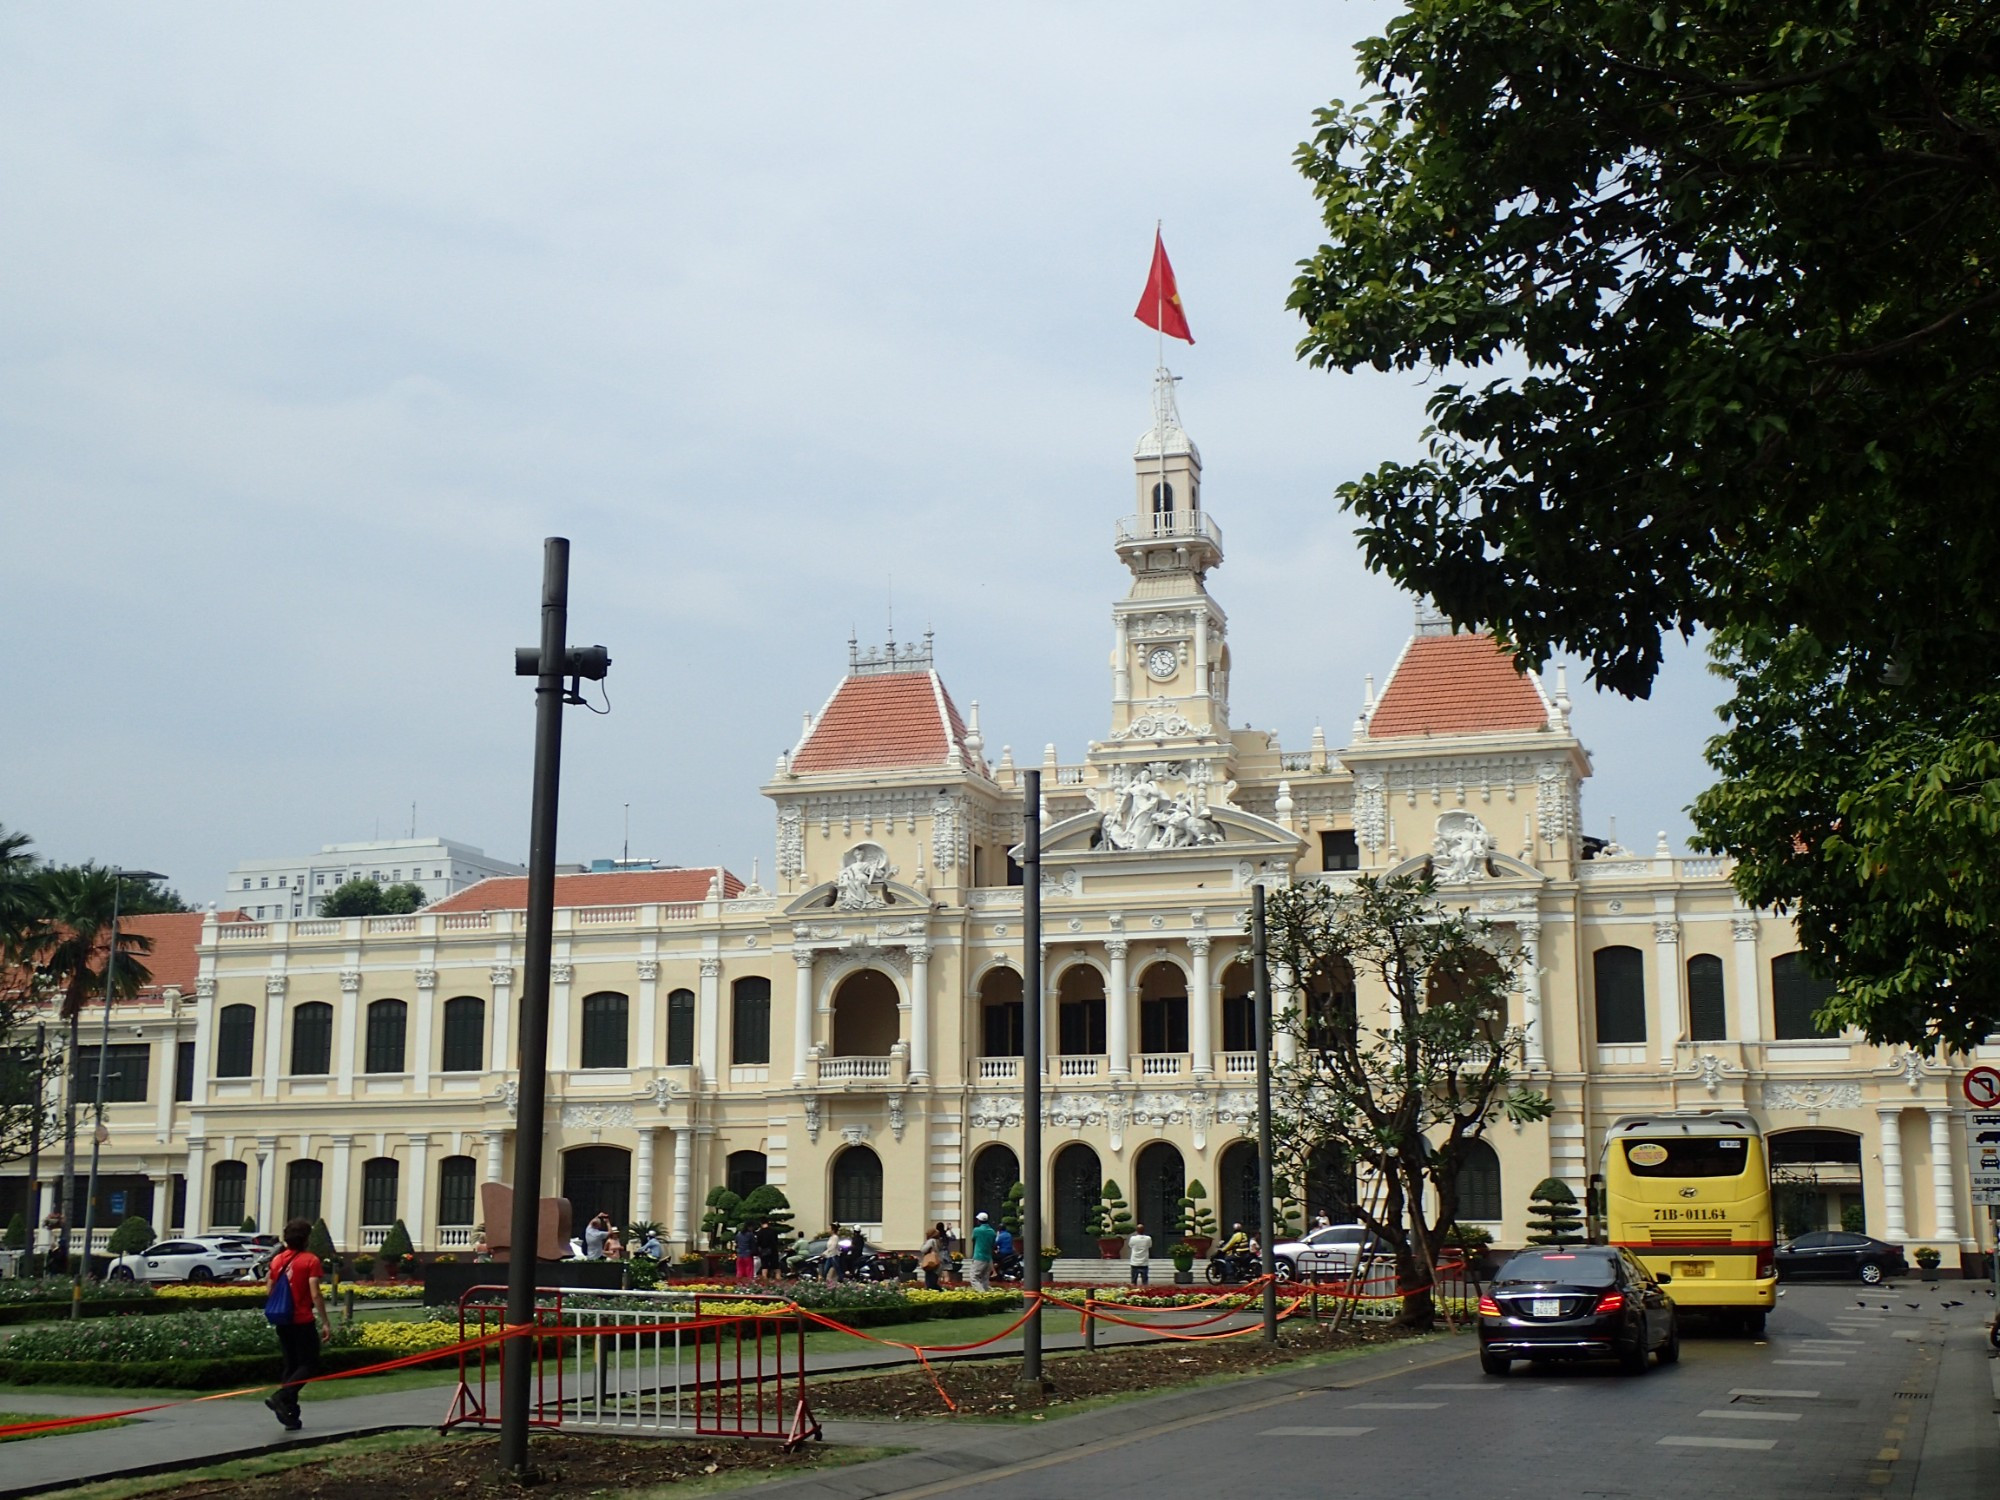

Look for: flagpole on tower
[1135,226,1193,535]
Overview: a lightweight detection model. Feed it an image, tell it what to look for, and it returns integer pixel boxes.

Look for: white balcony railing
[575,905,638,925]
[817,1056,893,1082]
[1115,509,1223,549]
[436,1226,475,1249]
[977,1057,1022,1082]
[1217,1051,1258,1077]
[440,912,492,931]
[1056,1055,1103,1079]
[1137,1053,1186,1078]
[365,916,417,934]
[292,920,340,937]
[217,923,267,941]
[360,1226,390,1249]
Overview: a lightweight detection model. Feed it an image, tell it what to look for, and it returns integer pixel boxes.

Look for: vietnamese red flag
[1134,230,1194,343]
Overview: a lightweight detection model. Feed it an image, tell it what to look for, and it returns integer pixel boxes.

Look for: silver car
[107,1237,260,1284]
[1272,1223,1385,1281]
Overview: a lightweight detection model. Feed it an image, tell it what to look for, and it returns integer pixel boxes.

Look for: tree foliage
[700,1186,741,1247]
[1266,875,1549,1326]
[737,1184,795,1246]
[1289,2,2000,1046]
[106,1215,156,1256]
[318,880,427,918]
[1524,1176,1586,1246]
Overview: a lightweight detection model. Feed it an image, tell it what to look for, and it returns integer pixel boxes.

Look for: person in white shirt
[1127,1224,1153,1285]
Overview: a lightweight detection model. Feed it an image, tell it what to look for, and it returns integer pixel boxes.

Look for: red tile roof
[790,670,972,774]
[427,868,741,913]
[1368,633,1551,739]
[121,912,212,996]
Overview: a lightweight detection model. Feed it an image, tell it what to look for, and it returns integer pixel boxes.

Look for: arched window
[1428,950,1505,1045]
[1138,963,1188,1055]
[1221,961,1255,1053]
[971,1145,1020,1223]
[1057,965,1106,1056]
[727,1150,768,1199]
[1455,1139,1502,1221]
[579,992,629,1069]
[831,1146,883,1223]
[979,968,1025,1058]
[210,1160,247,1229]
[1306,958,1359,1050]
[1686,955,1727,1043]
[1592,947,1647,1045]
[1772,953,1838,1039]
[290,1002,333,1076]
[364,999,407,1074]
[441,997,485,1073]
[215,1004,256,1078]
[1152,480,1174,520]
[830,970,900,1056]
[436,1156,477,1227]
[361,1157,400,1227]
[731,977,771,1065]
[666,989,696,1067]
[285,1159,323,1224]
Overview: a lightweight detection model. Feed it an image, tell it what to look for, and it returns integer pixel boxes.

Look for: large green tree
[318,879,427,917]
[1289,2,2000,1047]
[0,826,58,1167]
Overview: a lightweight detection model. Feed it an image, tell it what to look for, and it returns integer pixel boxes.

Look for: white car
[1272,1223,1386,1281]
[107,1237,260,1284]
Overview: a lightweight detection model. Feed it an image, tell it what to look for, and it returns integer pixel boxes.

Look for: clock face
[1146,646,1178,680]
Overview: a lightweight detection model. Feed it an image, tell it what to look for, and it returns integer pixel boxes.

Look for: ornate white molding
[1097,772,1222,851]
[1730,916,1759,944]
[1764,1080,1862,1111]
[1683,1051,1743,1097]
[1354,772,1387,851]
[339,970,362,995]
[415,968,438,991]
[1653,920,1680,946]
[195,977,217,1001]
[834,845,897,910]
[1117,706,1204,741]
[1104,937,1129,960]
[549,963,573,985]
[1040,867,1081,897]
[1188,936,1211,958]
[489,966,513,988]
[887,1096,906,1141]
[497,1080,520,1118]
[643,1077,679,1111]
[931,794,964,872]
[1044,1093,1105,1130]
[970,1094,1022,1130]
[777,806,805,879]
[560,1102,634,1128]
[265,975,289,998]
[839,1123,871,1146]
[699,958,722,979]
[637,959,660,982]
[1534,759,1571,846]
[803,1096,822,1144]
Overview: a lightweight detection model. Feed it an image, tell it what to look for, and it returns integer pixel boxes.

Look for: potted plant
[1177,1179,1216,1257]
[378,1220,415,1279]
[1039,1245,1060,1277]
[1914,1245,1941,1281]
[353,1252,377,1279]
[1094,1180,1133,1259]
[1169,1242,1197,1285]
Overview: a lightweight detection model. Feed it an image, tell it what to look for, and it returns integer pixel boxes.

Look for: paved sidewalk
[0,1304,1284,1497]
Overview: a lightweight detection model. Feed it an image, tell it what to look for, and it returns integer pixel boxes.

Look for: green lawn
[0,1410,133,1443]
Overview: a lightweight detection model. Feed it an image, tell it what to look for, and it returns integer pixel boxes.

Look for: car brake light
[1477,1295,1501,1317]
[1593,1291,1625,1314]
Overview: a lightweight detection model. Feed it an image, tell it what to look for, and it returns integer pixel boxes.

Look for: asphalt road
[913,1283,1995,1500]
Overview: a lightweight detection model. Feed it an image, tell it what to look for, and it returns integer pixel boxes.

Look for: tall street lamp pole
[74,867,167,1317]
[1018,769,1045,1397]
[1252,884,1277,1344]
[499,538,610,1477]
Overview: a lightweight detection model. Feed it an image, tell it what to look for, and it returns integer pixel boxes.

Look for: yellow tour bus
[1599,1111,1777,1334]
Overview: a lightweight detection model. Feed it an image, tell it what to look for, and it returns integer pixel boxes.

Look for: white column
[261,976,288,1096]
[1194,612,1210,695]
[1112,614,1131,703]
[190,981,217,1107]
[148,1173,171,1239]
[405,1134,430,1250]
[1730,916,1761,1041]
[154,1040,177,1143]
[636,958,660,1064]
[1188,936,1213,1075]
[1652,917,1681,1066]
[908,945,931,1081]
[1877,1107,1906,1241]
[698,958,722,1082]
[672,1126,693,1252]
[484,1130,507,1187]
[255,1137,277,1231]
[337,972,361,1092]
[489,966,514,1073]
[1273,980,1298,1065]
[791,952,815,1084]
[1927,1108,1958,1243]
[634,1127,656,1223]
[328,1134,354,1250]
[183,1135,208,1236]
[549,962,573,1072]
[412,972,436,1092]
[1518,921,1545,1068]
[1106,939,1130,1076]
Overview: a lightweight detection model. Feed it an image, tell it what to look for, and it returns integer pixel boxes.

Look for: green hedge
[0,1345,462,1391]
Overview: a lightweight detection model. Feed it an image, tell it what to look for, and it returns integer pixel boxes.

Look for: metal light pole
[75,867,167,1316]
[26,1022,44,1262]
[499,538,610,1476]
[1252,884,1277,1344]
[1017,769,1046,1395]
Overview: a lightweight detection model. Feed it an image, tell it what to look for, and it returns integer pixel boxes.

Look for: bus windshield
[1621,1137,1749,1178]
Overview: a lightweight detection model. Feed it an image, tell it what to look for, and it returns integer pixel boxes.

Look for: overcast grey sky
[0,2,1725,903]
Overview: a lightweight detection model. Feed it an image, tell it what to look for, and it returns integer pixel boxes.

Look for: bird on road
[1906,1302,1921,1309]
[1941,1300,1962,1309]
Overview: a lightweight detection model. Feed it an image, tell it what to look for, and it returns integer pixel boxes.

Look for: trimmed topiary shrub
[700,1187,741,1248]
[308,1217,338,1273]
[1524,1177,1586,1245]
[377,1219,414,1264]
[4,1212,27,1250]
[239,1215,257,1233]
[105,1215,156,1256]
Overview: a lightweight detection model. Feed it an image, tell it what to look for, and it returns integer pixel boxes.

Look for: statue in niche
[1432,809,1494,883]
[834,844,897,910]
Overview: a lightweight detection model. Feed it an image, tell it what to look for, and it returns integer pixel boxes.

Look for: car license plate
[1532,1298,1560,1318]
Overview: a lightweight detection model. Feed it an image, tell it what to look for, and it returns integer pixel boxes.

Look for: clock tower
[1091,369,1235,798]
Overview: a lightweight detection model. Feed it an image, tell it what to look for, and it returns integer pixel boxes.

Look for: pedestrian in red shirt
[263,1217,331,1431]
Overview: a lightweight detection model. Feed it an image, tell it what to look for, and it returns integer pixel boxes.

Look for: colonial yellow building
[13,375,1998,1270]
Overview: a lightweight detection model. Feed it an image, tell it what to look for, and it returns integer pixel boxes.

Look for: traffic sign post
[1963,1065,2000,1110]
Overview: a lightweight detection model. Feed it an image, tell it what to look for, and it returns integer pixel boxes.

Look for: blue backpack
[264,1253,296,1325]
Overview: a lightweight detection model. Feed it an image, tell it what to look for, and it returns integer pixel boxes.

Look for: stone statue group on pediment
[1097,771,1224,852]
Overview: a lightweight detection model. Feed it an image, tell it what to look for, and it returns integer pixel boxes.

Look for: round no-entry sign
[1965,1065,2000,1108]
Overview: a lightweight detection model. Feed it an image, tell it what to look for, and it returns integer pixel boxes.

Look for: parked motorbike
[1205,1249,1258,1285]
[993,1251,1025,1283]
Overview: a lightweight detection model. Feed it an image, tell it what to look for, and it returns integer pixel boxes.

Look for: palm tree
[13,865,155,1266]
[0,823,38,960]
[0,826,53,1176]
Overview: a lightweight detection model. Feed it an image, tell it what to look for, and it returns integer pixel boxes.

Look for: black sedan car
[1478,1247,1678,1376]
[1774,1232,1908,1285]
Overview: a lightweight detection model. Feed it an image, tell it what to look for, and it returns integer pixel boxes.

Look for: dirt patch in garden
[91,1433,835,1500]
[810,1316,1423,1420]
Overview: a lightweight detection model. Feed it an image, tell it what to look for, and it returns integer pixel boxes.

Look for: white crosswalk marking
[1773,1359,1847,1366]
[1729,1388,1820,1398]
[1699,1409,1801,1422]
[1658,1436,1780,1451]
[1260,1426,1375,1437]
[1344,1402,1445,1410]
[1417,1383,1502,1390]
